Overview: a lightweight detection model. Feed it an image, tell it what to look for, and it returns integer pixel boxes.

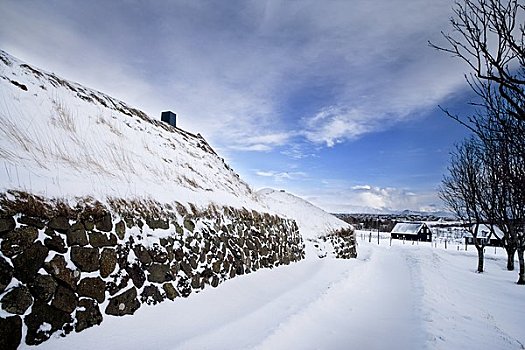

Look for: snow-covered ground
[32,236,525,350]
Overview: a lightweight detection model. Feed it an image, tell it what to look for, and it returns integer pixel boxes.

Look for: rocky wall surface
[0,193,304,349]
[318,227,358,259]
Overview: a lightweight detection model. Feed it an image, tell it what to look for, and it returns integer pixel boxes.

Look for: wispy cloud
[303,107,382,146]
[229,132,294,152]
[255,170,307,182]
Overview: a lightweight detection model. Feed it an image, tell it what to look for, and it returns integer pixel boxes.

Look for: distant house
[161,111,177,127]
[464,224,503,246]
[390,222,432,242]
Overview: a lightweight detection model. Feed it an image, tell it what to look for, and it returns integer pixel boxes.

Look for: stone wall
[0,193,304,349]
[319,227,358,259]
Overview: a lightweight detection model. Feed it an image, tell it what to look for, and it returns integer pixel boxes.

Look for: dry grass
[50,98,76,133]
[327,227,355,237]
[96,114,123,137]
[0,111,32,153]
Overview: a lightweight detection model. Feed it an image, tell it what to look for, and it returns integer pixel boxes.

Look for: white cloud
[297,181,442,213]
[351,185,372,191]
[228,132,294,152]
[255,170,307,182]
[303,107,381,146]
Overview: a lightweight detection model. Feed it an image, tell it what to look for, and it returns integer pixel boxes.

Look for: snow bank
[257,188,354,258]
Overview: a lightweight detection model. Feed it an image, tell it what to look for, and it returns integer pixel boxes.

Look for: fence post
[445,239,447,249]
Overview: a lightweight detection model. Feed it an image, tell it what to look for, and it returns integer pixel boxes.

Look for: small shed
[464,224,503,246]
[391,222,432,242]
[161,111,177,127]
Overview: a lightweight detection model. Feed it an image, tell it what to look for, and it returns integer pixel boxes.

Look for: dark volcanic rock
[183,218,195,232]
[174,248,184,261]
[75,298,103,332]
[25,300,73,345]
[177,276,192,298]
[145,217,169,230]
[44,232,67,253]
[147,263,172,283]
[149,245,169,263]
[0,315,22,350]
[95,213,112,232]
[18,215,45,229]
[0,256,13,293]
[77,277,105,303]
[71,246,100,272]
[105,287,140,316]
[0,217,16,236]
[100,248,117,278]
[48,216,70,233]
[180,260,192,277]
[12,241,48,283]
[89,231,117,248]
[1,285,33,314]
[51,285,77,313]
[44,254,79,290]
[1,225,38,257]
[125,263,146,289]
[115,220,126,239]
[133,245,152,265]
[83,219,95,231]
[211,275,220,288]
[162,282,178,300]
[191,275,201,289]
[67,223,88,246]
[28,274,57,302]
[140,284,163,305]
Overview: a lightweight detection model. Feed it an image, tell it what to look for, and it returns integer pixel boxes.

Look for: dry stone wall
[317,227,358,259]
[0,193,304,349]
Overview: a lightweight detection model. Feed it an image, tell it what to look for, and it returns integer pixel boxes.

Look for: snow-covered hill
[0,50,353,253]
[0,50,260,210]
[257,188,353,257]
[257,188,350,239]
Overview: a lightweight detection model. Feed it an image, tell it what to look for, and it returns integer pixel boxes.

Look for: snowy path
[34,241,525,350]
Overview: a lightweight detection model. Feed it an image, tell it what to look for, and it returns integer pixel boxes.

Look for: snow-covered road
[34,240,525,350]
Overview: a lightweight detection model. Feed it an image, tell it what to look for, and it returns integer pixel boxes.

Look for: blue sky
[0,0,475,212]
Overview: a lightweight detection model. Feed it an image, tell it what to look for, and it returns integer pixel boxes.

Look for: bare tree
[433,0,525,283]
[440,138,488,273]
[430,0,525,122]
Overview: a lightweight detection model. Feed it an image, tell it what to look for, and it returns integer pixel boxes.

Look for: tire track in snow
[173,258,357,350]
[250,244,424,350]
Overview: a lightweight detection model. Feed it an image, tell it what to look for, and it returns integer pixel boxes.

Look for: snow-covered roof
[391,222,425,235]
[467,224,504,239]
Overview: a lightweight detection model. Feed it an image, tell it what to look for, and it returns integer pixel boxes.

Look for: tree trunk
[476,245,484,273]
[517,248,525,285]
[505,245,516,271]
